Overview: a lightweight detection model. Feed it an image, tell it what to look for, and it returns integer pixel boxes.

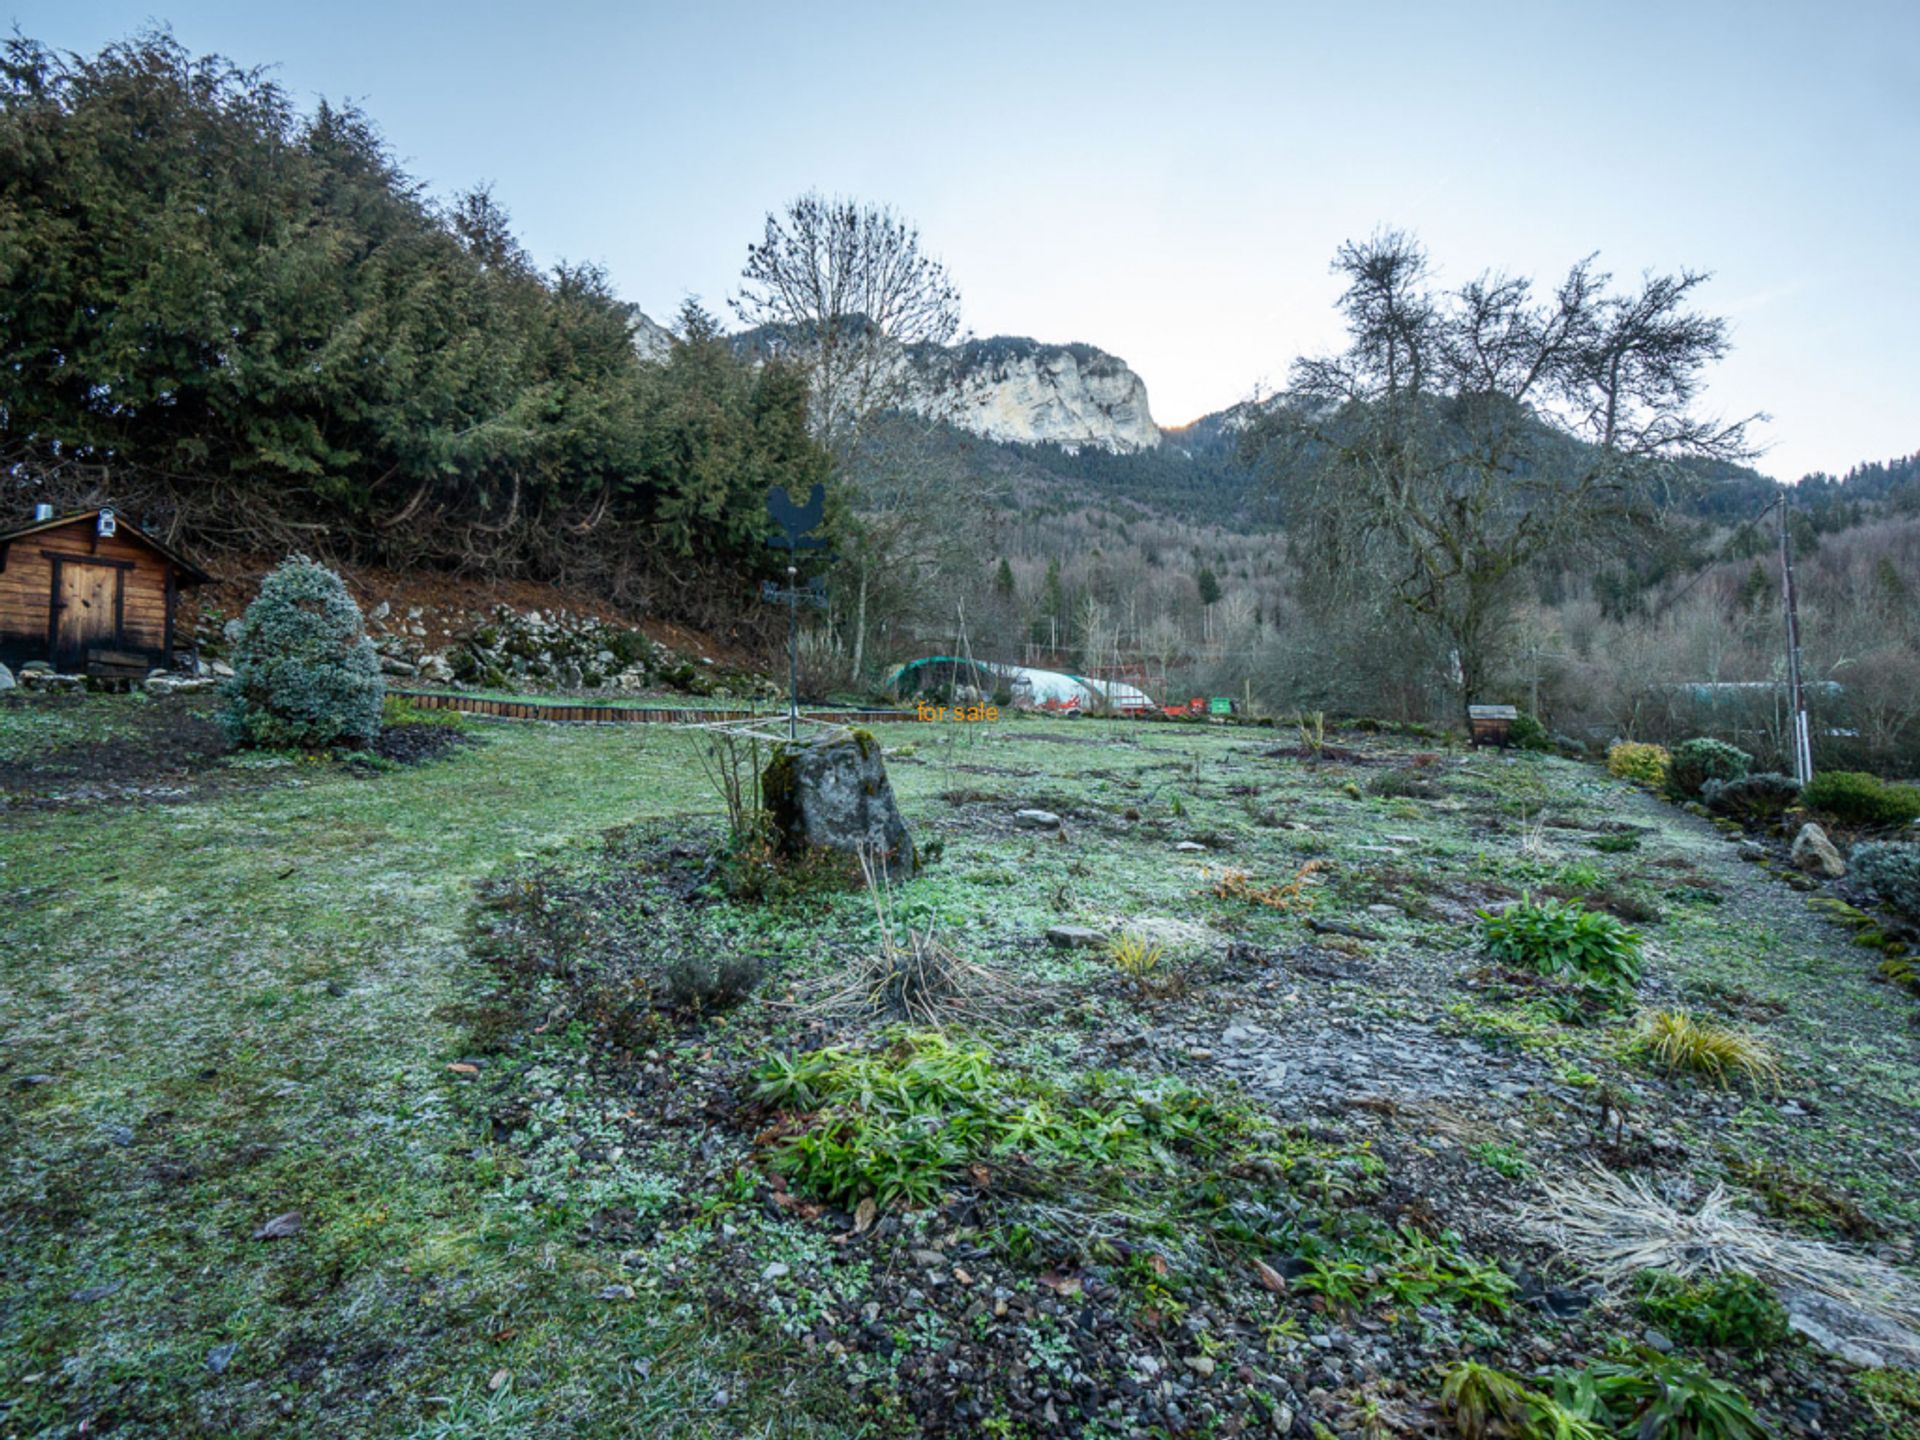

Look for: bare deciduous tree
[733,192,962,464]
[1248,230,1761,719]
[733,193,967,679]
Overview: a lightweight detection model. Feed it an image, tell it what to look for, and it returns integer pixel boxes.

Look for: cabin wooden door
[52,558,121,669]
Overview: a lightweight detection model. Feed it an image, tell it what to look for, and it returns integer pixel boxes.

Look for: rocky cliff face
[637,311,1164,454]
[631,309,672,362]
[909,336,1161,453]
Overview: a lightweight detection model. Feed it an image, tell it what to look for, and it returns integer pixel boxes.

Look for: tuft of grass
[1107,929,1166,979]
[1632,1009,1782,1092]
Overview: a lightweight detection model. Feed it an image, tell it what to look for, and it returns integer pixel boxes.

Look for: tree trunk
[850,566,869,681]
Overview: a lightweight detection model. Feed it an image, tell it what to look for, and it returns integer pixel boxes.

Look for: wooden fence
[388,689,914,728]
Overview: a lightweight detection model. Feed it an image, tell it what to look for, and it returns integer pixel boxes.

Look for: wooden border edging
[388,689,915,728]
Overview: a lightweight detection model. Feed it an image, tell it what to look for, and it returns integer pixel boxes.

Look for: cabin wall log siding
[0,521,183,669]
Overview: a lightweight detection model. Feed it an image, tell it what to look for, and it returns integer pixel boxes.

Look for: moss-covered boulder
[763,728,916,880]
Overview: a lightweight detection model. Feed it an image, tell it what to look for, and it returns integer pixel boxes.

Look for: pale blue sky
[13,1,1918,480]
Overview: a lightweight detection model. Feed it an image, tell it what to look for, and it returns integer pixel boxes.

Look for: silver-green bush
[1852,842,1920,920]
[221,556,384,749]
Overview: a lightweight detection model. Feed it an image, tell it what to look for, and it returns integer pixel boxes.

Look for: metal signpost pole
[763,484,830,743]
[1777,496,1813,785]
[787,564,799,741]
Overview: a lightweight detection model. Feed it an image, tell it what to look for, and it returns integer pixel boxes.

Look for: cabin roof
[0,509,212,585]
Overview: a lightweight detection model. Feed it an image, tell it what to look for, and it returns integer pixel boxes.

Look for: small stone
[761,1262,790,1281]
[1174,841,1208,853]
[206,1342,237,1374]
[599,1283,635,1300]
[1046,925,1106,949]
[1014,809,1062,829]
[253,1211,302,1240]
[1641,1327,1674,1353]
[0,662,13,692]
[69,1282,123,1303]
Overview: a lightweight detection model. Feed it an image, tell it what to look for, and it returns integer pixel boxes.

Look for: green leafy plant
[1665,737,1752,800]
[221,555,385,749]
[752,1032,1253,1212]
[1296,1221,1514,1316]
[1471,1142,1532,1179]
[1853,842,1920,920]
[1631,1009,1781,1092]
[1588,831,1640,854]
[1607,742,1670,789]
[1802,771,1920,828]
[1478,895,1643,997]
[1551,1350,1769,1440]
[1634,1269,1788,1350]
[1438,1360,1606,1440]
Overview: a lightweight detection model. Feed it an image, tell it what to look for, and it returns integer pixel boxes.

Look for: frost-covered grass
[4,701,1919,1437]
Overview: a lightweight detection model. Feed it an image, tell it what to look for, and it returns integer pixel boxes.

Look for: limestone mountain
[903,335,1161,453]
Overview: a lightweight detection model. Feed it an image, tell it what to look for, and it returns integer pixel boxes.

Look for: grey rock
[1046,925,1107,949]
[209,659,235,679]
[1641,1327,1673,1353]
[1174,841,1208,853]
[206,1342,237,1373]
[416,652,455,684]
[765,729,916,880]
[1014,809,1062,829]
[1791,823,1845,878]
[0,662,13,692]
[222,618,244,643]
[1783,1285,1920,1368]
[378,655,417,677]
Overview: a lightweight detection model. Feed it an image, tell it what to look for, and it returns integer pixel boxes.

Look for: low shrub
[1509,710,1553,752]
[1635,1269,1789,1350]
[1666,737,1752,799]
[1608,741,1670,789]
[1478,895,1644,997]
[1702,771,1801,824]
[1852,842,1920,920]
[221,556,384,749]
[1802,770,1920,828]
[1632,1009,1781,1092]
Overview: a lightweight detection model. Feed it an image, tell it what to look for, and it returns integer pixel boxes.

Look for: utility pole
[1777,494,1813,785]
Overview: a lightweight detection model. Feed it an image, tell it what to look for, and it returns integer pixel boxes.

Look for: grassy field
[4,697,1919,1438]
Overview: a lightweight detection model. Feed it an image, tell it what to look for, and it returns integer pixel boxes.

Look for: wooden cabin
[0,508,211,677]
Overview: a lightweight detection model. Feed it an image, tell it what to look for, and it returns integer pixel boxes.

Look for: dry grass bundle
[1522,1165,1920,1338]
[1632,1008,1782,1092]
[792,850,1033,1025]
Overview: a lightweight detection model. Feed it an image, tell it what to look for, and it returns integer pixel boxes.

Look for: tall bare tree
[733,193,967,678]
[1246,230,1760,719]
